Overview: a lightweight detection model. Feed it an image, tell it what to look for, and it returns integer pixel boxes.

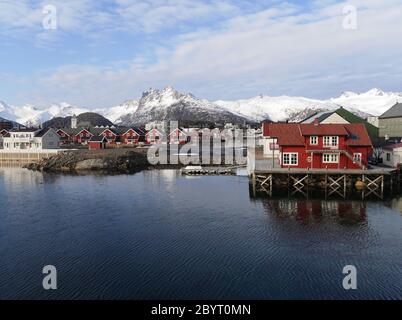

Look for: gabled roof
[9,128,38,133]
[301,111,335,123]
[114,127,142,135]
[383,142,402,150]
[89,135,107,142]
[380,102,402,119]
[263,123,304,146]
[35,128,52,137]
[168,128,186,136]
[146,128,164,136]
[263,123,372,147]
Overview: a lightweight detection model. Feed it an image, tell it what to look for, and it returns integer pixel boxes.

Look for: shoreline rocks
[24,149,150,173]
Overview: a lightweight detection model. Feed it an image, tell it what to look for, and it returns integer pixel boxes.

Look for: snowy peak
[1,87,402,127]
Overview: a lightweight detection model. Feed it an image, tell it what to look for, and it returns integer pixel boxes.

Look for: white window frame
[310,136,318,145]
[323,153,339,163]
[283,152,298,166]
[323,136,338,147]
[353,153,362,163]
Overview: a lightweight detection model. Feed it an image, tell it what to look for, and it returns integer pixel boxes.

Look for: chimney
[314,118,319,126]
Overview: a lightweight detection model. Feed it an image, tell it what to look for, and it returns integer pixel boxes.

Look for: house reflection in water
[390,197,402,216]
[259,199,367,225]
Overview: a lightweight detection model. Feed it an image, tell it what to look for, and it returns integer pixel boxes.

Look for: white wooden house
[382,143,402,167]
[1,128,60,151]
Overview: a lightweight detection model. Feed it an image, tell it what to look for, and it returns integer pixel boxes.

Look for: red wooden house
[56,128,72,146]
[146,128,164,144]
[74,128,93,145]
[168,128,187,144]
[88,135,107,150]
[262,122,373,169]
[118,128,141,145]
[99,128,118,144]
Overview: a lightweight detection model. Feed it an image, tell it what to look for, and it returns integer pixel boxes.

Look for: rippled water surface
[0,168,401,299]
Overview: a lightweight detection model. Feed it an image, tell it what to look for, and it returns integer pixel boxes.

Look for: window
[386,153,391,161]
[323,153,339,163]
[283,153,298,165]
[353,153,362,163]
[323,136,338,147]
[310,136,318,145]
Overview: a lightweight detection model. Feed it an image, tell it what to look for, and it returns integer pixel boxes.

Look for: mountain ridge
[1,87,401,127]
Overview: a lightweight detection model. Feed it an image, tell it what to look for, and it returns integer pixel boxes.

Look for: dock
[181,165,237,175]
[250,167,401,200]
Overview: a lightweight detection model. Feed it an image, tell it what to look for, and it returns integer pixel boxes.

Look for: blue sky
[1,0,402,108]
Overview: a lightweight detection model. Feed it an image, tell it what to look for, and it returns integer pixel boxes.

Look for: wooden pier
[250,168,401,200]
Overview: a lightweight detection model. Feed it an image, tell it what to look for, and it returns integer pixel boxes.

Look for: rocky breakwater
[24,149,150,173]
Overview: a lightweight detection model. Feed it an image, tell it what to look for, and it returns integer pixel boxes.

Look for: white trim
[283,152,298,166]
[323,153,339,163]
[353,153,362,163]
[75,129,94,137]
[122,128,140,136]
[310,136,318,145]
[100,128,117,137]
[323,136,339,147]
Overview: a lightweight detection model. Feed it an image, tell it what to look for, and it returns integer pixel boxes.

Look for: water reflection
[259,199,367,225]
[389,197,402,215]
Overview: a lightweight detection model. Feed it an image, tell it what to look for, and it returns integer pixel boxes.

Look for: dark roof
[89,135,107,142]
[35,128,51,137]
[383,143,402,150]
[9,128,38,133]
[380,102,402,119]
[301,111,335,123]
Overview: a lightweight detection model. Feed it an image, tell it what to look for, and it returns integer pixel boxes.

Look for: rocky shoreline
[24,149,151,173]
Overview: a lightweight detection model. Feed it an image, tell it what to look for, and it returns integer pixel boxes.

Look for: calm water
[0,168,401,300]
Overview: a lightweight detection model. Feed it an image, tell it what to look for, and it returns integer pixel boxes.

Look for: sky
[0,0,402,108]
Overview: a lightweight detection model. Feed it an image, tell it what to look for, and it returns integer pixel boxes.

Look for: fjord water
[0,168,401,300]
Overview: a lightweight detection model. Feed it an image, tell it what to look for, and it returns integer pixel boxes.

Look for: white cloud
[3,0,402,106]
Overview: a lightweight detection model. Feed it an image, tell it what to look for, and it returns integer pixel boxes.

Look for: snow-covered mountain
[215,95,342,122]
[0,101,91,127]
[99,100,139,124]
[330,88,402,116]
[118,86,248,126]
[1,88,401,127]
[215,88,402,122]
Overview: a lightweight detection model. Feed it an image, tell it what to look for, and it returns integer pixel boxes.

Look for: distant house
[301,107,379,140]
[117,127,142,145]
[378,102,402,138]
[381,143,402,167]
[168,128,187,144]
[262,122,373,169]
[88,135,107,150]
[146,128,164,144]
[1,128,60,151]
